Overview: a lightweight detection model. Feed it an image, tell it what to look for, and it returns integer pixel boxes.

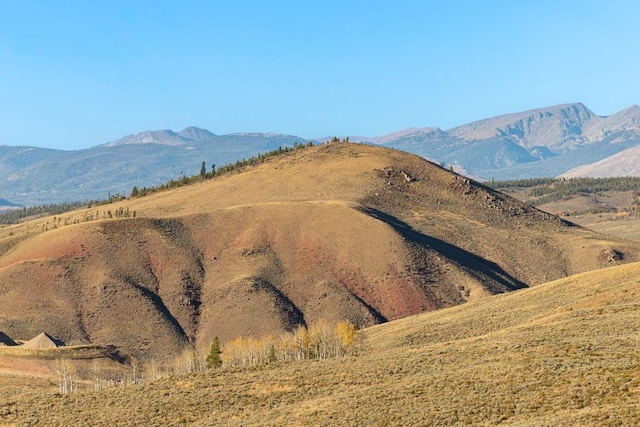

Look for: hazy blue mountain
[473,133,640,180]
[0,146,65,174]
[2,103,640,205]
[177,126,216,141]
[379,103,640,179]
[560,140,640,178]
[0,131,311,205]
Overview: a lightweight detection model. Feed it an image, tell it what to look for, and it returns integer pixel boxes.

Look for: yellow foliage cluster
[223,319,357,368]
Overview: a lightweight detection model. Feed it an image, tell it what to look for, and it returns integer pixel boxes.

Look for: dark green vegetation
[0,201,84,225]
[0,195,131,225]
[205,337,222,369]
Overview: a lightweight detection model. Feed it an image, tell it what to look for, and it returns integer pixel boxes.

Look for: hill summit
[0,142,636,359]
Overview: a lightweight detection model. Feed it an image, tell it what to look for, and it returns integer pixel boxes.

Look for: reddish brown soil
[0,143,636,361]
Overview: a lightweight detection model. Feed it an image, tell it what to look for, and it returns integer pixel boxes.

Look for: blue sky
[1,0,639,150]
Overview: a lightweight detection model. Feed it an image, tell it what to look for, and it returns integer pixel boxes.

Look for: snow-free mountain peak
[447,103,599,149]
[584,104,640,140]
[373,127,446,144]
[103,126,215,147]
[177,126,216,141]
[103,129,189,147]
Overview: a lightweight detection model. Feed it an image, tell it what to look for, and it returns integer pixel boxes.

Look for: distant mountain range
[0,132,310,204]
[373,103,640,180]
[101,126,217,147]
[1,102,639,204]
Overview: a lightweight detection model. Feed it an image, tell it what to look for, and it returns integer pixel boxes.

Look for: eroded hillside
[0,143,637,359]
[3,261,640,426]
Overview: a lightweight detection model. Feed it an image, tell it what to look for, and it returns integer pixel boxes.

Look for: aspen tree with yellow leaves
[334,320,357,357]
[221,319,358,367]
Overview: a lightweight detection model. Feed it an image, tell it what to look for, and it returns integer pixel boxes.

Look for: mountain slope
[0,130,310,204]
[448,102,599,149]
[0,143,636,361]
[3,261,640,426]
[561,144,640,178]
[382,103,640,178]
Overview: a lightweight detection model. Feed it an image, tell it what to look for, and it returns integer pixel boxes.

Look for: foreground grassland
[2,262,640,426]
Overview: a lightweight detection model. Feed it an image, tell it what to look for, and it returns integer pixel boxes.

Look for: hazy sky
[1,0,639,150]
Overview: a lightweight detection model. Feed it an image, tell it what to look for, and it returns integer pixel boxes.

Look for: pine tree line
[0,202,84,225]
[128,141,315,200]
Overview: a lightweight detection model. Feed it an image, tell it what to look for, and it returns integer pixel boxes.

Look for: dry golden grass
[504,186,640,242]
[2,262,640,426]
[569,213,640,242]
[0,344,131,398]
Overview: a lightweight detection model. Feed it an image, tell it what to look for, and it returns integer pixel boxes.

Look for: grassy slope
[2,262,639,426]
[0,143,637,361]
[570,214,640,241]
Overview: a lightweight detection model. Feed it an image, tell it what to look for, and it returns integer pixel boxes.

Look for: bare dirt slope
[2,261,640,426]
[0,143,637,360]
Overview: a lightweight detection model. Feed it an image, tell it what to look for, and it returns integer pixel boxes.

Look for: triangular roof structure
[0,331,17,346]
[21,332,64,349]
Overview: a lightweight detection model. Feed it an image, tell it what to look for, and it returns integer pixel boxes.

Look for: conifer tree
[206,336,223,369]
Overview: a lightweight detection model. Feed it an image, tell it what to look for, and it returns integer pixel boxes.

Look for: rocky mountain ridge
[378,103,640,178]
[102,127,216,147]
[1,102,639,204]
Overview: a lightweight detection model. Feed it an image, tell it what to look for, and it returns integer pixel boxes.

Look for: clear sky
[1,0,639,150]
